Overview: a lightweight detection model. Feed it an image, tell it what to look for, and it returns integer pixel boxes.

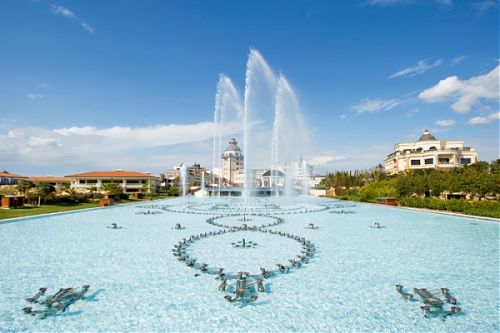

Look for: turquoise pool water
[0,197,498,332]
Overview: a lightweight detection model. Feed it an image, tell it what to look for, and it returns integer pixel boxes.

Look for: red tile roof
[65,170,158,178]
[28,177,71,183]
[0,172,27,179]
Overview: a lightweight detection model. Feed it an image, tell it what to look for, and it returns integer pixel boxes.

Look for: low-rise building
[260,169,285,188]
[384,129,478,175]
[28,177,71,191]
[66,170,160,194]
[0,171,27,185]
[309,175,325,189]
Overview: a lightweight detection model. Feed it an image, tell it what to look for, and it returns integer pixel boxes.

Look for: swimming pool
[0,197,498,332]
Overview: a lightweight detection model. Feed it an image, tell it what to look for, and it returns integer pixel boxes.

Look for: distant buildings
[66,170,160,193]
[293,156,314,183]
[384,129,478,175]
[260,169,285,188]
[164,163,208,187]
[309,175,325,189]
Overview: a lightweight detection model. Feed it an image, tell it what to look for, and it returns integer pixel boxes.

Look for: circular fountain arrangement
[158,201,331,215]
[172,223,316,305]
[206,214,284,229]
[171,200,319,305]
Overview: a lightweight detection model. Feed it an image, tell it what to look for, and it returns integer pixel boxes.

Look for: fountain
[211,74,243,198]
[208,49,311,199]
[201,172,205,193]
[180,163,187,201]
[302,158,310,205]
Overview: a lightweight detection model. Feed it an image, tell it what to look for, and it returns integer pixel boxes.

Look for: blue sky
[0,0,498,176]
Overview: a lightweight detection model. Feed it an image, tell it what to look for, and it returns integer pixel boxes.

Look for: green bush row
[398,197,500,219]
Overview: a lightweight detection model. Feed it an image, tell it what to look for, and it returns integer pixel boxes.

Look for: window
[410,160,421,166]
[424,158,434,165]
[438,157,450,164]
[460,158,472,165]
[86,179,97,184]
[429,146,437,151]
[126,180,142,184]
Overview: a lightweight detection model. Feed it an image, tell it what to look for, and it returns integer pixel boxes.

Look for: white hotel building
[66,170,160,193]
[384,129,478,175]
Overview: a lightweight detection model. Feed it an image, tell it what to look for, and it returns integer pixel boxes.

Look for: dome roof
[224,138,241,152]
[262,169,285,177]
[417,129,437,141]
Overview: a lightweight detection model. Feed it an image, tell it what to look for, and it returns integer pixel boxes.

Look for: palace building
[384,129,478,175]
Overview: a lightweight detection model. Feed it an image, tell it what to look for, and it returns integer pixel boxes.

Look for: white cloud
[51,5,94,33]
[363,0,451,6]
[351,98,402,113]
[309,153,346,166]
[51,5,74,18]
[467,112,500,125]
[52,122,241,149]
[390,59,443,78]
[419,65,499,113]
[435,119,455,127]
[475,0,498,14]
[405,108,420,118]
[27,93,43,100]
[363,0,413,5]
[81,22,94,33]
[450,55,466,67]
[0,122,243,172]
[28,136,62,148]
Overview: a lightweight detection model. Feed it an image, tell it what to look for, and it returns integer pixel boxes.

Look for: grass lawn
[0,202,100,220]
[0,196,175,220]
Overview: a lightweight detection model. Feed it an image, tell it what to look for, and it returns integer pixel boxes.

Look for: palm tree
[141,183,152,200]
[67,188,82,203]
[33,183,55,205]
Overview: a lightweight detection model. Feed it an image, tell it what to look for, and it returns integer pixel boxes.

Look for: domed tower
[417,129,437,142]
[221,138,244,186]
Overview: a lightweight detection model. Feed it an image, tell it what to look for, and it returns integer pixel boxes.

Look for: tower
[221,138,244,186]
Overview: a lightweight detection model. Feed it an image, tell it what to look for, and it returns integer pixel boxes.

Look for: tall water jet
[243,49,277,202]
[284,160,295,198]
[242,56,252,203]
[209,48,310,200]
[180,163,187,201]
[269,73,311,198]
[270,78,281,196]
[201,171,205,192]
[211,86,221,193]
[212,74,243,198]
[302,159,310,206]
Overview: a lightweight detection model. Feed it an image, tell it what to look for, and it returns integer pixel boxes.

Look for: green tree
[67,188,83,203]
[17,180,34,197]
[33,183,55,205]
[167,186,180,196]
[100,182,122,196]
